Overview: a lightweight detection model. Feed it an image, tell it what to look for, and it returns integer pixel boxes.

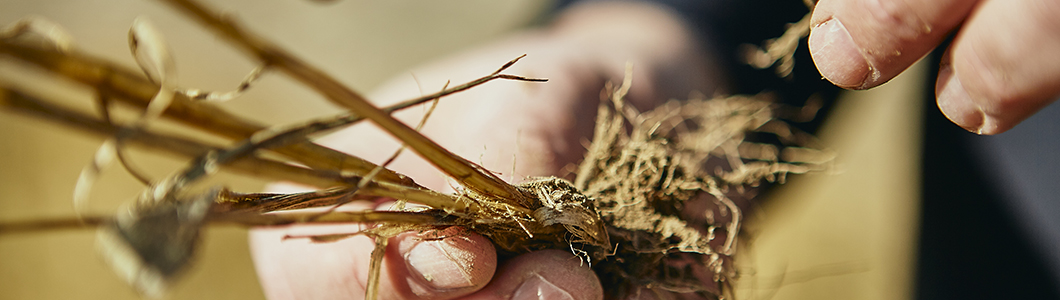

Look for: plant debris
[0,1,828,299]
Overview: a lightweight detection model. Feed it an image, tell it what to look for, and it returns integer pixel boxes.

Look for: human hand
[249,2,721,299]
[808,0,1060,135]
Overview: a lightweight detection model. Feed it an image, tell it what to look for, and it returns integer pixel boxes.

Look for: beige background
[735,62,925,300]
[0,1,923,299]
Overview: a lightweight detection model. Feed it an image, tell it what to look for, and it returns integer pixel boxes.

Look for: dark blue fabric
[918,55,1060,298]
[918,45,1060,299]
[975,102,1060,278]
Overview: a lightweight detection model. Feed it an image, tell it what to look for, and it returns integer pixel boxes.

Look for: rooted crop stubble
[0,0,826,299]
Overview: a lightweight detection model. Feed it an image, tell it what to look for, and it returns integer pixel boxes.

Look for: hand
[249,2,721,299]
[808,0,1060,135]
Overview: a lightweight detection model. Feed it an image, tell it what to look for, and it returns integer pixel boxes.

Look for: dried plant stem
[0,216,107,234]
[210,209,450,227]
[211,181,483,215]
[0,87,347,187]
[219,64,545,177]
[159,0,543,204]
[365,236,388,300]
[0,206,449,234]
[1,33,542,224]
[0,40,409,186]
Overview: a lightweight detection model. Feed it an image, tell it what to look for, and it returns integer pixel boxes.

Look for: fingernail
[406,240,475,290]
[512,274,573,300]
[936,65,995,134]
[810,19,871,88]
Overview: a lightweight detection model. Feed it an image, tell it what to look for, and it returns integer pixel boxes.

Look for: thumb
[808,0,977,89]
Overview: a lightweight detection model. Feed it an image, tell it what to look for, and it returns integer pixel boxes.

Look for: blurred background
[0,0,923,299]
